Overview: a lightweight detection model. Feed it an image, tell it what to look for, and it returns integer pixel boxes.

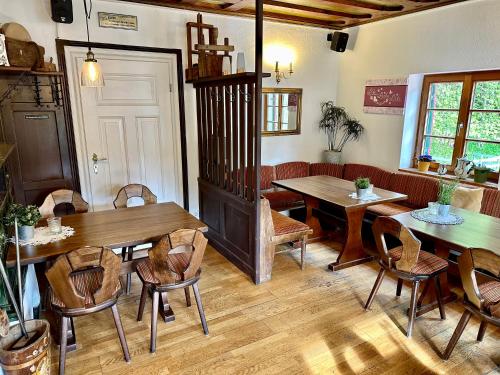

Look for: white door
[65,47,183,211]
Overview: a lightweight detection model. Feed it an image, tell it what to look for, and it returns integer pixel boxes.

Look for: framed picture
[0,34,9,66]
[363,78,408,115]
[98,12,138,31]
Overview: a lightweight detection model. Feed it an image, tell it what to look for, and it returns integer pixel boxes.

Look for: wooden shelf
[0,66,63,76]
[399,167,498,189]
[0,143,15,169]
[189,72,271,84]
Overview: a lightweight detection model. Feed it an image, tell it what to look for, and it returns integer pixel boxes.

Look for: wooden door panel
[136,116,163,200]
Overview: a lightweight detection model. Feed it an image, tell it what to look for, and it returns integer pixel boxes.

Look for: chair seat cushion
[271,210,310,236]
[389,247,448,275]
[478,281,500,317]
[367,203,413,216]
[136,253,191,284]
[262,190,304,211]
[51,268,120,308]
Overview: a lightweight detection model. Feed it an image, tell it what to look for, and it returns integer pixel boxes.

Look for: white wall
[0,0,338,215]
[337,0,500,171]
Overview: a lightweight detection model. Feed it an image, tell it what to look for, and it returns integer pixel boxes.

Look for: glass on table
[47,216,62,234]
[428,202,439,215]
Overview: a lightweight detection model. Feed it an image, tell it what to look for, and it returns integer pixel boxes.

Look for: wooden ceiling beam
[318,0,403,12]
[223,0,253,11]
[263,0,372,19]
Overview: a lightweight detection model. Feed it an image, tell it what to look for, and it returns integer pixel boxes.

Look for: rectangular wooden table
[7,202,207,348]
[393,207,500,315]
[273,175,408,271]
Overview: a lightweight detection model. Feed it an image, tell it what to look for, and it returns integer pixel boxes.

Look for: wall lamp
[275,61,293,84]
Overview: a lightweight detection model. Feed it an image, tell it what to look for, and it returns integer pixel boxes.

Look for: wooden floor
[50,241,499,374]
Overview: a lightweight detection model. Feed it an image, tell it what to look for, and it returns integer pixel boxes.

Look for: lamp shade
[81,50,104,87]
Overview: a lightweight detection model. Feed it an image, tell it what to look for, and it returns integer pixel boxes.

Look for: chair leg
[150,291,159,353]
[137,284,147,321]
[59,316,68,375]
[111,304,131,363]
[407,280,420,338]
[126,247,134,295]
[184,287,192,307]
[443,310,472,359]
[192,282,209,335]
[364,268,386,311]
[434,275,446,320]
[396,278,403,297]
[300,235,307,270]
[477,321,487,342]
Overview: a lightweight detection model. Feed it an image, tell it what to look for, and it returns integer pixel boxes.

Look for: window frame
[414,70,500,181]
[262,88,302,137]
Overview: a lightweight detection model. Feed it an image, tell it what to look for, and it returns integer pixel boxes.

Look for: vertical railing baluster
[239,83,246,199]
[246,83,255,202]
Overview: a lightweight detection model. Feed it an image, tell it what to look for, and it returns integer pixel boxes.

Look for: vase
[417,161,431,172]
[0,319,51,375]
[18,225,35,241]
[437,204,450,217]
[356,187,369,199]
[324,150,342,164]
[473,169,489,183]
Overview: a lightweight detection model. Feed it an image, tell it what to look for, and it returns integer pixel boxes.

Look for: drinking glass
[428,202,438,215]
[222,55,232,75]
[236,52,245,73]
[47,217,62,234]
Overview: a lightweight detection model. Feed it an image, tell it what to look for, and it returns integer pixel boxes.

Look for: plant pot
[356,187,370,199]
[0,319,51,375]
[417,161,431,172]
[473,169,489,183]
[18,226,34,241]
[437,204,450,217]
[324,150,342,164]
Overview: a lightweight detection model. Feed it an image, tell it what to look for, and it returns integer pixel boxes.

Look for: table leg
[329,206,374,271]
[149,290,175,323]
[302,196,325,241]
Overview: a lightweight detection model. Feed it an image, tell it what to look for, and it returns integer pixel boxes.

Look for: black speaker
[327,32,349,52]
[51,0,73,24]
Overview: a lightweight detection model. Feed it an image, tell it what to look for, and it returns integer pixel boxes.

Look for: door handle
[91,153,108,174]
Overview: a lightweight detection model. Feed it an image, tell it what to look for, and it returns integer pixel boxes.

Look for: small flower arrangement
[354,177,370,190]
[4,203,42,227]
[437,179,458,206]
[418,154,434,162]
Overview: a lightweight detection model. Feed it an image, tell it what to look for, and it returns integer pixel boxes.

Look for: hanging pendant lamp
[80,0,104,87]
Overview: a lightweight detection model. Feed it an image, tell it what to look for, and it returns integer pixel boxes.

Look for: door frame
[56,39,189,210]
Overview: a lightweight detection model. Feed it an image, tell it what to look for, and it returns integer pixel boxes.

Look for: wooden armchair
[135,229,209,353]
[259,198,312,282]
[365,216,448,337]
[113,184,157,294]
[46,247,130,375]
[39,189,88,218]
[443,248,499,359]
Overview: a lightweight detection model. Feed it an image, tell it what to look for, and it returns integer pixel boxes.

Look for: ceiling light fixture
[80,0,104,87]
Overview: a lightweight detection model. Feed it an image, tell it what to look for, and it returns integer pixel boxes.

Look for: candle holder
[275,61,293,84]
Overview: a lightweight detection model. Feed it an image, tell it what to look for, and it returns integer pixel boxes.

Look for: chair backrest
[372,216,422,272]
[39,189,89,218]
[458,247,500,315]
[275,162,310,180]
[46,247,122,309]
[148,229,208,285]
[113,184,157,208]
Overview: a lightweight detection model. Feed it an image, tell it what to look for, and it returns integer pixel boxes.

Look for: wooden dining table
[6,202,207,349]
[273,175,408,271]
[393,206,500,315]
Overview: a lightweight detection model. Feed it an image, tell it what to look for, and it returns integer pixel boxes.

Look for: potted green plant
[4,204,41,241]
[319,102,364,164]
[417,154,433,172]
[354,177,371,199]
[437,179,458,217]
[473,164,491,183]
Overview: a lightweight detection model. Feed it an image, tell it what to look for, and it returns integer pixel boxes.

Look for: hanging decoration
[363,78,408,115]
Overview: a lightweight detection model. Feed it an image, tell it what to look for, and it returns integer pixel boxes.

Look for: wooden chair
[39,189,88,218]
[259,198,313,282]
[365,216,448,338]
[136,229,209,353]
[46,247,130,375]
[443,248,499,359]
[113,184,157,294]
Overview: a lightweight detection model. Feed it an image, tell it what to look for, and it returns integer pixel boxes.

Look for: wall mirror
[262,88,302,136]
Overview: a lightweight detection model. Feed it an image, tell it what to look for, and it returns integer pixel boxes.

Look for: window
[262,88,302,136]
[416,71,500,178]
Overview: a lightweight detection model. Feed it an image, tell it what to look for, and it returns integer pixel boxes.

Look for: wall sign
[363,78,408,115]
[98,12,138,31]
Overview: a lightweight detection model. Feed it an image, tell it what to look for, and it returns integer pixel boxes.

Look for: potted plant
[437,179,458,217]
[417,154,433,172]
[319,102,364,163]
[473,164,491,183]
[4,204,41,241]
[354,177,371,199]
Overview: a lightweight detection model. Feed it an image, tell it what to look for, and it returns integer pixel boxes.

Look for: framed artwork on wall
[363,78,408,115]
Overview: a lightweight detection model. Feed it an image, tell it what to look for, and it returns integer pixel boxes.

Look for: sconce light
[275,61,293,84]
